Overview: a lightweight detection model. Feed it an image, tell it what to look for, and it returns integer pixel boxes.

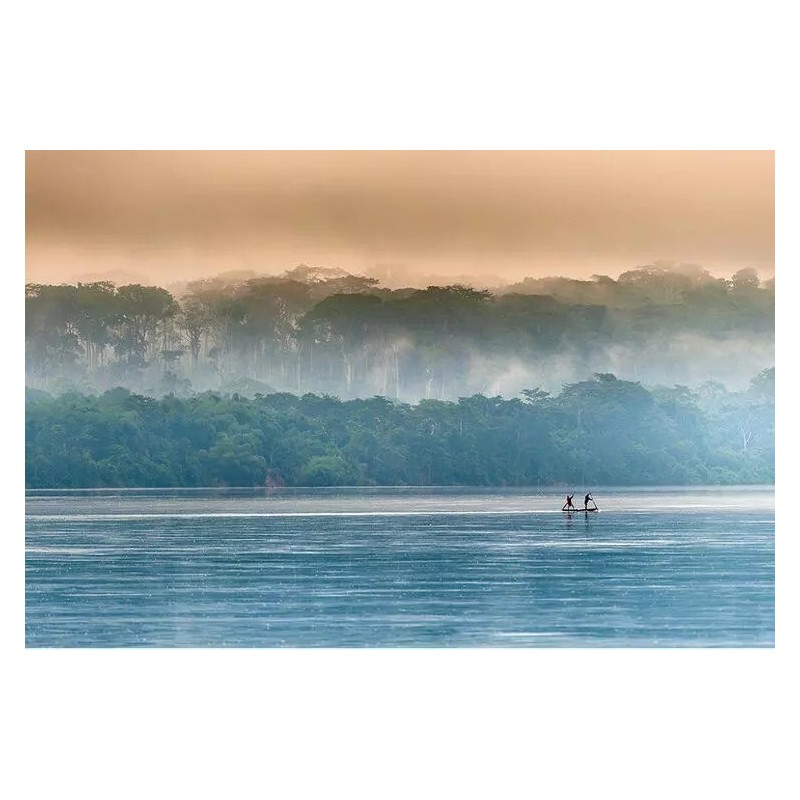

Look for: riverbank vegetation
[25,369,774,489]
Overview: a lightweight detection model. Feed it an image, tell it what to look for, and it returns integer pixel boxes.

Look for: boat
[562,493,599,512]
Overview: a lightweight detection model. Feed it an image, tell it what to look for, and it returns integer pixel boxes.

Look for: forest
[25,261,774,489]
[25,262,774,401]
[25,368,774,489]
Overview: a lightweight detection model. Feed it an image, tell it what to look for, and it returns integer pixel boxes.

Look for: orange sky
[25,150,774,286]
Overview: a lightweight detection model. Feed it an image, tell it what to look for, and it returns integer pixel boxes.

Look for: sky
[25,150,774,287]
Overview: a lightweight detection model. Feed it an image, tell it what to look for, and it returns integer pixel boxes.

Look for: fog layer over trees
[26,262,774,400]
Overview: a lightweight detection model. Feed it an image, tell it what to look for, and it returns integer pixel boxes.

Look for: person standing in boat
[584,493,594,510]
[563,494,575,510]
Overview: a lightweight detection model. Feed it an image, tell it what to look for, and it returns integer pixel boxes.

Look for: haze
[25,150,774,286]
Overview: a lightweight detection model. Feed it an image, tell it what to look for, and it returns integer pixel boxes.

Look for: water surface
[25,486,774,647]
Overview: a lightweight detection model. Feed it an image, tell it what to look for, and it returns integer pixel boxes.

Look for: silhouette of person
[563,494,575,510]
[584,493,593,510]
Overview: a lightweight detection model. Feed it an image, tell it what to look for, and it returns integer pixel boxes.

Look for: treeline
[25,369,774,489]
[25,263,774,401]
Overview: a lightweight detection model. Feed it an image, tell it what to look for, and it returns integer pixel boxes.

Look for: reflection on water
[25,486,774,647]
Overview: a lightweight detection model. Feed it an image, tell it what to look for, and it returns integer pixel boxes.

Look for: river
[25,485,774,647]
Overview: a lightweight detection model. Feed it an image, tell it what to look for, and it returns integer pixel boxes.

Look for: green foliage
[25,372,774,488]
[24,265,774,489]
[299,454,360,486]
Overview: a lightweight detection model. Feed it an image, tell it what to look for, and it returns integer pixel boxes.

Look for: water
[25,486,774,647]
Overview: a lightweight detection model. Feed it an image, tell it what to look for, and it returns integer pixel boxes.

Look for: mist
[25,262,774,402]
[26,151,774,403]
